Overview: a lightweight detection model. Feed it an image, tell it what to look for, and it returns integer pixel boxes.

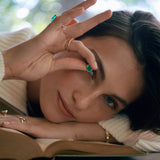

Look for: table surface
[55,153,160,160]
[31,153,160,160]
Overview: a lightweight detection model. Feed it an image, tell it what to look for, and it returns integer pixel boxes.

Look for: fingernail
[51,14,56,22]
[86,64,92,72]
[3,121,10,125]
[94,61,98,69]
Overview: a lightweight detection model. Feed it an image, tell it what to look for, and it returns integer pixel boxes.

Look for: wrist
[72,123,106,141]
[105,130,118,143]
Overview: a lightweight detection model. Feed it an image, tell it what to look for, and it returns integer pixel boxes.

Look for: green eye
[105,96,116,109]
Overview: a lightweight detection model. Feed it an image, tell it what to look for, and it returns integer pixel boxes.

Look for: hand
[0,114,117,142]
[2,0,112,81]
[0,115,75,139]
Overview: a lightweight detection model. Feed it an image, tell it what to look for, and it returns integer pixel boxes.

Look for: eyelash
[88,71,117,110]
[104,95,117,110]
[88,70,96,80]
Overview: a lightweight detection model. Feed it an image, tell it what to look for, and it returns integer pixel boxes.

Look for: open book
[0,127,146,160]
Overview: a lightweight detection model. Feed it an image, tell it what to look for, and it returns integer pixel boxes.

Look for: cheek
[80,107,116,123]
[40,71,89,104]
[41,71,74,90]
[95,105,116,121]
[42,70,91,88]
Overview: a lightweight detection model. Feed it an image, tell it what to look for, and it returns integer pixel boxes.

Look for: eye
[88,70,96,79]
[104,96,117,110]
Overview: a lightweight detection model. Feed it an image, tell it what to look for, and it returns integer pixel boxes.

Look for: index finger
[72,0,97,10]
[65,10,112,39]
[58,0,97,25]
[68,40,98,70]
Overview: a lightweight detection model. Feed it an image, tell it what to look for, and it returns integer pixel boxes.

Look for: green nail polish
[51,15,56,21]
[86,65,92,72]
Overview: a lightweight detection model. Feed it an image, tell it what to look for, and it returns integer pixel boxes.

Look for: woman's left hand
[0,114,110,141]
[0,115,74,139]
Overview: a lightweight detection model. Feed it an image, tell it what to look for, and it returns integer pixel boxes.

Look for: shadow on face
[39,36,144,123]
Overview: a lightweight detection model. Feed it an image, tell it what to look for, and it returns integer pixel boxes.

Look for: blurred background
[0,0,160,33]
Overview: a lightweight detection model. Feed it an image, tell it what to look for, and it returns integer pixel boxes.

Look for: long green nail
[86,65,93,72]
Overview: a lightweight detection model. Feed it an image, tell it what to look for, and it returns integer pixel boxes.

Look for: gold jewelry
[65,38,74,50]
[0,109,8,116]
[105,131,110,143]
[18,116,26,124]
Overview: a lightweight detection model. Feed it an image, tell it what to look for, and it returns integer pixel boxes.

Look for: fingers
[51,40,98,73]
[1,115,28,132]
[65,10,112,38]
[0,115,47,137]
[68,40,98,70]
[67,19,78,26]
[51,57,87,72]
[72,0,97,10]
[59,0,97,25]
[0,115,63,138]
[58,7,84,26]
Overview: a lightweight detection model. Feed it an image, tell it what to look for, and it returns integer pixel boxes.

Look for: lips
[57,91,75,119]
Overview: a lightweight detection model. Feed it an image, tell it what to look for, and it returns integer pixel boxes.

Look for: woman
[0,0,160,152]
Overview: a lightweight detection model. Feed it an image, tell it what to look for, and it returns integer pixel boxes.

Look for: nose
[72,89,100,110]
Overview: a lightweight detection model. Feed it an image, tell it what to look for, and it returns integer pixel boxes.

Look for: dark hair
[77,11,160,134]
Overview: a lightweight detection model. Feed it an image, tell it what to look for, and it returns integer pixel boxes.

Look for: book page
[0,127,43,160]
[0,127,61,152]
[0,127,25,135]
[36,138,62,152]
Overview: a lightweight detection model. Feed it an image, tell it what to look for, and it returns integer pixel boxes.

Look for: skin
[0,0,117,141]
[0,37,144,141]
[0,1,144,141]
[28,36,144,124]
[2,0,112,81]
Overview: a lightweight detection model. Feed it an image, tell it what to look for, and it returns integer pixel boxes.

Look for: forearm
[0,114,118,143]
[65,122,117,142]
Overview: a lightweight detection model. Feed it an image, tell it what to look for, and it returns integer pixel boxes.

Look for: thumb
[51,57,87,72]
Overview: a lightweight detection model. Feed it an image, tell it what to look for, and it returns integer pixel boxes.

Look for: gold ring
[105,131,110,143]
[65,38,74,50]
[18,116,26,124]
[0,109,8,116]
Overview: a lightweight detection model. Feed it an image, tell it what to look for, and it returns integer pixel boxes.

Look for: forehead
[82,36,144,104]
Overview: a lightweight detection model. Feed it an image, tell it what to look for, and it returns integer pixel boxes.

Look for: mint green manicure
[51,15,56,22]
[86,65,93,72]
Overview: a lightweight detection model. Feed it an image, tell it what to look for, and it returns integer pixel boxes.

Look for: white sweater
[0,28,160,152]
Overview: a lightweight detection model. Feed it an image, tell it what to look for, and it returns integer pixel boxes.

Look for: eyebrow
[111,94,128,107]
[90,49,128,107]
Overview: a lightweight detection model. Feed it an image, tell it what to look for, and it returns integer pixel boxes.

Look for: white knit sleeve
[0,27,37,81]
[0,52,5,81]
[99,114,160,152]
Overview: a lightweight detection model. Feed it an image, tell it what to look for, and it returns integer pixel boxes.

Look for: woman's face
[40,36,144,123]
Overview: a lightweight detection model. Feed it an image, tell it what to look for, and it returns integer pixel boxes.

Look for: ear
[67,19,78,26]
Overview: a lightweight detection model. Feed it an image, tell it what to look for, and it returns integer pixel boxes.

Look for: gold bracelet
[105,131,110,143]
